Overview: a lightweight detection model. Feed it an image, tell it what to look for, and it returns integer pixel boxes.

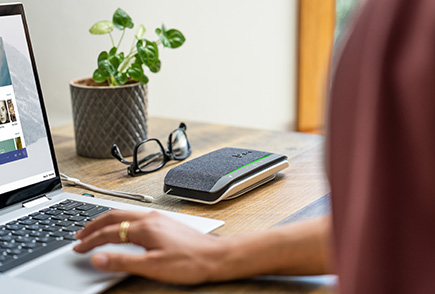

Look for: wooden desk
[51,117,335,294]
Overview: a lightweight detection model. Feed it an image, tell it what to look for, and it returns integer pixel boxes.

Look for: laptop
[0,3,224,293]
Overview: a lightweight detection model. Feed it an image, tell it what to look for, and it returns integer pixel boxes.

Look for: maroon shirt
[328,0,435,293]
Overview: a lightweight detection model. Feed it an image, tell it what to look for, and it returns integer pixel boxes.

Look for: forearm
[206,215,332,282]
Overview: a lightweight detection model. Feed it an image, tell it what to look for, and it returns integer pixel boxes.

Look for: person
[7,100,16,122]
[0,100,9,124]
[74,0,435,293]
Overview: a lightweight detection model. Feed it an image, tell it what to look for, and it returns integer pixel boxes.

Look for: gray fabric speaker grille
[164,147,271,192]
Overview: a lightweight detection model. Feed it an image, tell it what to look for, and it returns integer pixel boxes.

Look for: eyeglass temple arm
[111,144,133,165]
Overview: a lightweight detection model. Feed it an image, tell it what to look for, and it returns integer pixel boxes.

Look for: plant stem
[109,33,115,48]
[118,49,138,72]
[110,75,116,86]
[117,30,126,49]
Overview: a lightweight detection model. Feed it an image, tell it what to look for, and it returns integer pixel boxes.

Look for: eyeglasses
[111,122,192,176]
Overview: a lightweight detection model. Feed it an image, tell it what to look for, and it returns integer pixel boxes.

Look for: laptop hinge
[22,195,50,208]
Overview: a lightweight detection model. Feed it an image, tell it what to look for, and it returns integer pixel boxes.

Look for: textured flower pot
[70,78,147,158]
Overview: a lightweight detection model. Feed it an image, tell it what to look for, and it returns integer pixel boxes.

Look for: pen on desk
[60,173,154,203]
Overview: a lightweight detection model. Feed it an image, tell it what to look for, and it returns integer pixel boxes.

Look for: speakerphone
[164,147,289,204]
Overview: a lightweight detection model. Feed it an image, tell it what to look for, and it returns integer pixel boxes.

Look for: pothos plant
[89,8,185,86]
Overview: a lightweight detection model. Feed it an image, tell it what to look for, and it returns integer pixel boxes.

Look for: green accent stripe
[225,154,272,176]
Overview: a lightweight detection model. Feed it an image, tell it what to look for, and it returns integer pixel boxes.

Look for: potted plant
[70,8,185,158]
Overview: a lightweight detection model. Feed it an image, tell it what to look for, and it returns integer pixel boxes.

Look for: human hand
[73,210,223,284]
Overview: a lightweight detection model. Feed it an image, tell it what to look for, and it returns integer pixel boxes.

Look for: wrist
[203,232,264,282]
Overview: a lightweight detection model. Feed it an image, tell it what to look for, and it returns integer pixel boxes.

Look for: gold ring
[119,221,130,243]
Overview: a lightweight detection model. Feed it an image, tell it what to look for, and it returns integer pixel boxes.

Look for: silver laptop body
[0,3,224,293]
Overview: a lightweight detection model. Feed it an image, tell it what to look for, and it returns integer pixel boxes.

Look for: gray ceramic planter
[70,78,147,158]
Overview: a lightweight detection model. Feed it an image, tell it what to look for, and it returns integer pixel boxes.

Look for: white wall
[2,0,298,131]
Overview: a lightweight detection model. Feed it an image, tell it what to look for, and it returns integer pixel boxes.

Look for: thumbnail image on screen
[0,99,9,124]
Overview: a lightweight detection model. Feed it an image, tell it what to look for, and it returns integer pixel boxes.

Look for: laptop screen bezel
[0,3,62,209]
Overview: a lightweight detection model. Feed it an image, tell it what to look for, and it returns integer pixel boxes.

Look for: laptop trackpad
[17,243,145,293]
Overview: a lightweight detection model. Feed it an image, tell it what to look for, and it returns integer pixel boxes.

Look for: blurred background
[0,0,359,133]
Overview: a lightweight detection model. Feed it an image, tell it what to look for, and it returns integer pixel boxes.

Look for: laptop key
[21,243,38,249]
[19,219,38,225]
[42,226,59,232]
[32,214,50,220]
[49,231,70,238]
[68,215,85,222]
[63,225,82,232]
[80,206,110,218]
[58,202,84,210]
[63,234,77,241]
[29,231,47,237]
[11,230,28,236]
[75,204,96,211]
[56,221,73,227]
[63,210,79,216]
[0,235,13,242]
[7,248,24,256]
[1,242,19,249]
[38,220,52,225]
[17,236,34,243]
[6,224,23,230]
[35,237,57,245]
[75,221,87,227]
[51,215,68,221]
[44,210,63,216]
[26,224,40,230]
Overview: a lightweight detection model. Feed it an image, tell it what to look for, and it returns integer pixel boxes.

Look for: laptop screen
[0,5,60,208]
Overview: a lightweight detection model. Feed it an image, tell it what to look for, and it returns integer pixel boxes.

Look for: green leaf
[109,47,117,56]
[165,29,185,48]
[135,24,146,39]
[114,72,128,85]
[136,39,159,68]
[109,54,122,69]
[107,48,124,69]
[133,54,142,65]
[89,21,113,35]
[112,8,134,30]
[155,24,170,47]
[148,60,161,73]
[97,51,109,63]
[92,69,107,83]
[156,25,185,48]
[98,59,116,76]
[139,74,149,85]
[127,63,143,80]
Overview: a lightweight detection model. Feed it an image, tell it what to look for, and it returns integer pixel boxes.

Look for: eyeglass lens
[136,140,165,172]
[171,128,190,159]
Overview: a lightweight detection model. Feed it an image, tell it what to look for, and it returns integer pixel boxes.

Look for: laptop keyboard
[0,199,111,272]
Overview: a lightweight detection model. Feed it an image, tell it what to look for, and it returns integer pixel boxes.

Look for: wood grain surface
[51,117,335,294]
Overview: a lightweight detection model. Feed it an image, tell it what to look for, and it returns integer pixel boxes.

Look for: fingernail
[92,253,109,269]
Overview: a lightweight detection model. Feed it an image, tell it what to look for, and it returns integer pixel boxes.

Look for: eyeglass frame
[111,122,191,176]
